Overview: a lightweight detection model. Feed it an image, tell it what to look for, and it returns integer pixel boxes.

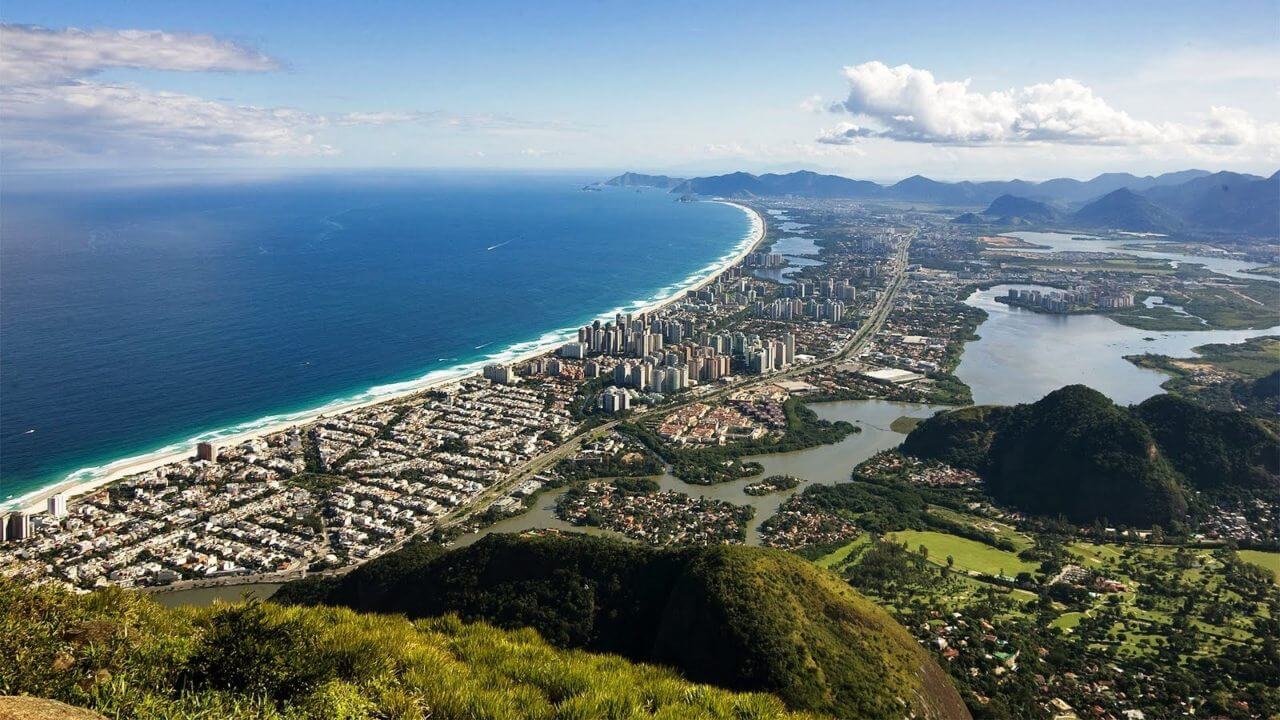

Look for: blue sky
[2,0,1277,180]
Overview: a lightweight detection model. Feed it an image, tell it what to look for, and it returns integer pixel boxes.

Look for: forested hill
[901,385,1279,526]
[277,533,971,720]
[0,577,817,720]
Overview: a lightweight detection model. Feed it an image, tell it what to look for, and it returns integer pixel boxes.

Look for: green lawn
[888,416,922,434]
[1239,550,1280,583]
[885,530,1037,577]
[927,506,1035,551]
[1068,542,1127,566]
[1052,611,1085,631]
[814,536,868,570]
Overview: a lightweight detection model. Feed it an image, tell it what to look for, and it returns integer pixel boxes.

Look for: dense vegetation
[744,474,801,496]
[832,537,1280,719]
[279,533,970,719]
[807,439,1280,719]
[0,577,817,720]
[771,471,1014,552]
[1126,336,1280,417]
[902,385,1268,526]
[1134,394,1279,495]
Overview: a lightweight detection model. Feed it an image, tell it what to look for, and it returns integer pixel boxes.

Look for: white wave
[10,201,764,511]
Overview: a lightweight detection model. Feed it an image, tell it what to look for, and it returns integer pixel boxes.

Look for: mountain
[1031,170,1213,204]
[1236,368,1280,416]
[1133,394,1279,492]
[669,170,881,199]
[1,577,814,720]
[670,171,770,197]
[1183,171,1280,237]
[1141,171,1264,208]
[278,533,971,719]
[602,168,1276,236]
[630,168,1222,207]
[1070,188,1184,233]
[1083,170,1276,237]
[903,385,1280,526]
[981,194,1060,224]
[757,169,883,198]
[603,171,686,189]
[902,386,1189,526]
[887,175,986,205]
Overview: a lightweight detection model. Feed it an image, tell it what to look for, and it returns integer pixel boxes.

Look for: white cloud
[700,140,864,160]
[335,111,579,135]
[3,82,334,159]
[798,94,827,113]
[335,111,425,126]
[0,24,329,161]
[821,61,1280,150]
[0,24,573,164]
[1194,106,1280,146]
[0,24,278,86]
[815,122,880,145]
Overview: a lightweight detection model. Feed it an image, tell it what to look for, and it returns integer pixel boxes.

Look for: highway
[434,228,914,537]
[147,226,914,591]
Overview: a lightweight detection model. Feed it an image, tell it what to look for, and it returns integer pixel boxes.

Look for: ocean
[0,171,753,505]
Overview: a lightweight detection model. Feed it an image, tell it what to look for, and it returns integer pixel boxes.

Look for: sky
[1,0,1278,181]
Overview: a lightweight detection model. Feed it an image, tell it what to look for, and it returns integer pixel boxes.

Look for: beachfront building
[196,442,218,462]
[5,513,30,542]
[482,363,518,385]
[47,493,68,518]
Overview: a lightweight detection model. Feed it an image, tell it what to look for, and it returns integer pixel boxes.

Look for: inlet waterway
[453,399,947,549]
[1007,230,1274,281]
[157,229,1278,605]
[956,284,1278,406]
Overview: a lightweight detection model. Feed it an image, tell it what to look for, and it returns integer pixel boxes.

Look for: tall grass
[0,579,819,720]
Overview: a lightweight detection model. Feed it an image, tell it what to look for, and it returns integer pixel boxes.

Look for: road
[146,224,913,592]
[432,229,913,541]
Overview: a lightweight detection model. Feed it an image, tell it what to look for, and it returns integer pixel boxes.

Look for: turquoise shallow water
[0,171,751,504]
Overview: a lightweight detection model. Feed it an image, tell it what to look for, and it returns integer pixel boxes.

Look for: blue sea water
[0,171,752,505]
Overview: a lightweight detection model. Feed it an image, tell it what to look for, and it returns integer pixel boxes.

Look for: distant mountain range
[601,168,1279,238]
[603,172,686,189]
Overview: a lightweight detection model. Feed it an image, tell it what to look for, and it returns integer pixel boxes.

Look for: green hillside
[903,386,1196,525]
[0,578,820,720]
[902,385,1280,527]
[1134,393,1279,493]
[278,533,970,720]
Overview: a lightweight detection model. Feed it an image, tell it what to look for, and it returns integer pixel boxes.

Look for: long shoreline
[8,200,766,514]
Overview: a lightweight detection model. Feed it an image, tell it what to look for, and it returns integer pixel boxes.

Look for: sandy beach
[10,201,766,515]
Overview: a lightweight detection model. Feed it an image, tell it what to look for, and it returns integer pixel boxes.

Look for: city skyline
[2,0,1278,180]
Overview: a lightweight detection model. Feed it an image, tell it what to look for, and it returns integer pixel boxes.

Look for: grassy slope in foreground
[0,578,820,720]
[278,534,971,720]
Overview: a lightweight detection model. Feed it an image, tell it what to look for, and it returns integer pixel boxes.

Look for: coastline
[9,200,766,514]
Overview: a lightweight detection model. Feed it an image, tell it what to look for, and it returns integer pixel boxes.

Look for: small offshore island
[744,474,802,496]
[5,167,1280,720]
